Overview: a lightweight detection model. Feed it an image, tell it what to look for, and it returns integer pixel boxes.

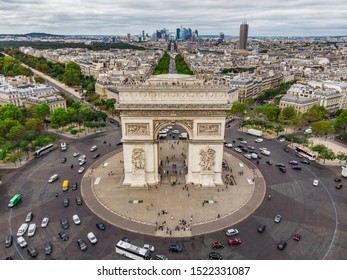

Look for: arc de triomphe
[116,74,231,188]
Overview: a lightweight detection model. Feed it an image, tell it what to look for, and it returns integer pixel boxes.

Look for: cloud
[0,0,346,36]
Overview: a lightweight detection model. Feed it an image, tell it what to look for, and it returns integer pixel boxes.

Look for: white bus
[34,144,55,157]
[115,240,151,260]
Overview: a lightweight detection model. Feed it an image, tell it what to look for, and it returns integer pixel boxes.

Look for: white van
[72,214,81,225]
[61,142,67,151]
[27,223,37,237]
[179,132,188,139]
[172,130,179,134]
[159,133,167,139]
[48,174,59,183]
[17,223,29,236]
[17,236,27,248]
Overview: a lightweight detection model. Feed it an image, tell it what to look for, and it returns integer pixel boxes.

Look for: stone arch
[153,120,193,139]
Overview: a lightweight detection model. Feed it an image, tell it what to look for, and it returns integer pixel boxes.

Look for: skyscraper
[239,20,249,50]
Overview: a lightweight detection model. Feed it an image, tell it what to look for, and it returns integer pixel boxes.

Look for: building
[23,94,67,112]
[239,21,249,50]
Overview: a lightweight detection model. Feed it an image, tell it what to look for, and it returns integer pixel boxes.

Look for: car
[226,228,239,236]
[293,233,301,241]
[73,152,80,157]
[237,137,243,141]
[144,244,155,252]
[240,140,247,144]
[48,174,59,183]
[277,240,287,250]
[295,152,304,158]
[211,241,224,249]
[121,236,130,242]
[17,236,27,248]
[90,145,97,152]
[274,214,282,223]
[41,217,49,228]
[76,196,83,205]
[78,154,86,161]
[27,246,38,258]
[72,214,81,225]
[5,235,13,248]
[93,153,100,159]
[77,239,88,251]
[244,154,252,159]
[25,212,33,222]
[283,147,290,152]
[266,160,272,165]
[313,179,319,186]
[17,223,28,236]
[60,218,69,229]
[258,224,266,233]
[87,232,98,244]
[300,159,310,164]
[279,166,287,173]
[334,177,342,182]
[279,138,286,142]
[336,183,343,189]
[241,147,248,152]
[208,252,223,260]
[248,146,255,150]
[255,138,263,143]
[63,197,69,207]
[228,237,242,245]
[168,244,182,253]
[27,223,37,237]
[78,167,85,173]
[60,157,66,163]
[72,182,78,191]
[225,143,233,148]
[58,231,69,241]
[288,160,299,165]
[44,242,53,255]
[109,119,115,123]
[275,163,286,168]
[79,159,86,166]
[96,222,105,230]
[235,148,242,153]
[292,166,302,170]
[155,254,169,260]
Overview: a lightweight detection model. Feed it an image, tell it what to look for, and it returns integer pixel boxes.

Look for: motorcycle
[268,195,272,200]
[71,164,74,169]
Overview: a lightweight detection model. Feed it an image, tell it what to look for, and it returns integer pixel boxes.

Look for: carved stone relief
[126,124,149,135]
[131,148,146,171]
[199,147,216,171]
[198,123,221,135]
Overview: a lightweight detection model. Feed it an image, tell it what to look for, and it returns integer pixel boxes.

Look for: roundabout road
[1,121,347,260]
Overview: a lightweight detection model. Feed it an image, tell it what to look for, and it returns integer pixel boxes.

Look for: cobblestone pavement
[81,144,266,238]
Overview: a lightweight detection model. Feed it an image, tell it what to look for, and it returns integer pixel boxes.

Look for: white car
[17,236,27,248]
[279,138,285,142]
[225,143,233,148]
[79,159,86,166]
[226,228,239,236]
[73,152,80,157]
[259,147,267,151]
[41,217,49,228]
[274,214,282,223]
[235,148,242,153]
[90,145,97,152]
[78,154,86,161]
[244,154,252,159]
[166,126,173,130]
[27,223,37,237]
[240,140,247,144]
[255,138,264,143]
[72,214,81,225]
[87,232,97,244]
[313,179,319,186]
[78,167,85,174]
[144,244,155,252]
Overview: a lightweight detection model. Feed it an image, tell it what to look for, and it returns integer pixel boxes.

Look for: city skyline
[0,0,346,37]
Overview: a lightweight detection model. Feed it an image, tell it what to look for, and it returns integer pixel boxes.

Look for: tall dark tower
[239,18,249,50]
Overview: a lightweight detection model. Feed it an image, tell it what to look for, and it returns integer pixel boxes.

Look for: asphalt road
[1,120,347,260]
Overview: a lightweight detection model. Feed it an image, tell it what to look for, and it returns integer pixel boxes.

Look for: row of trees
[0,56,33,77]
[153,52,170,75]
[175,54,193,75]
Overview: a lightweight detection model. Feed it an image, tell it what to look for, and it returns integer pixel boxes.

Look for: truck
[247,129,262,137]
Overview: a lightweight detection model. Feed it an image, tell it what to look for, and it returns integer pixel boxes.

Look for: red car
[334,177,342,182]
[228,237,242,245]
[293,233,301,241]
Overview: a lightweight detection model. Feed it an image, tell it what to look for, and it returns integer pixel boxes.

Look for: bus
[115,240,151,260]
[34,144,55,157]
[295,146,316,161]
[342,166,347,178]
[8,194,22,207]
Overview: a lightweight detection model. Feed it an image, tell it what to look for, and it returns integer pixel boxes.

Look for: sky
[0,0,346,36]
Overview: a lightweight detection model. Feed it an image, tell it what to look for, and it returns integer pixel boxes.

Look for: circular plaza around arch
[80,147,266,238]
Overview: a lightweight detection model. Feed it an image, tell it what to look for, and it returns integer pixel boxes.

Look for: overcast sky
[0,0,346,36]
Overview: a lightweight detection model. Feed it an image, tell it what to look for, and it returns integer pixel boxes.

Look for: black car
[266,160,272,165]
[279,166,287,173]
[27,246,38,258]
[292,166,302,170]
[334,177,342,182]
[277,240,287,250]
[72,183,78,191]
[257,224,266,233]
[44,242,53,255]
[4,235,13,248]
[61,157,67,163]
[76,196,83,205]
[93,153,100,159]
[60,218,69,230]
[121,236,130,242]
[336,183,343,189]
[275,163,286,168]
[96,222,105,230]
[300,159,310,164]
[63,197,69,207]
[208,252,223,260]
[77,239,88,251]
[283,147,290,152]
[109,119,115,123]
[168,244,182,253]
[237,137,243,141]
[58,231,69,241]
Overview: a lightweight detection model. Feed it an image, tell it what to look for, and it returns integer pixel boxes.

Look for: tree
[230,102,246,116]
[304,105,329,123]
[25,118,44,136]
[35,103,50,120]
[63,61,81,86]
[311,120,335,135]
[334,110,347,132]
[50,108,70,129]
[336,152,347,163]
[0,104,24,122]
[280,106,296,121]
